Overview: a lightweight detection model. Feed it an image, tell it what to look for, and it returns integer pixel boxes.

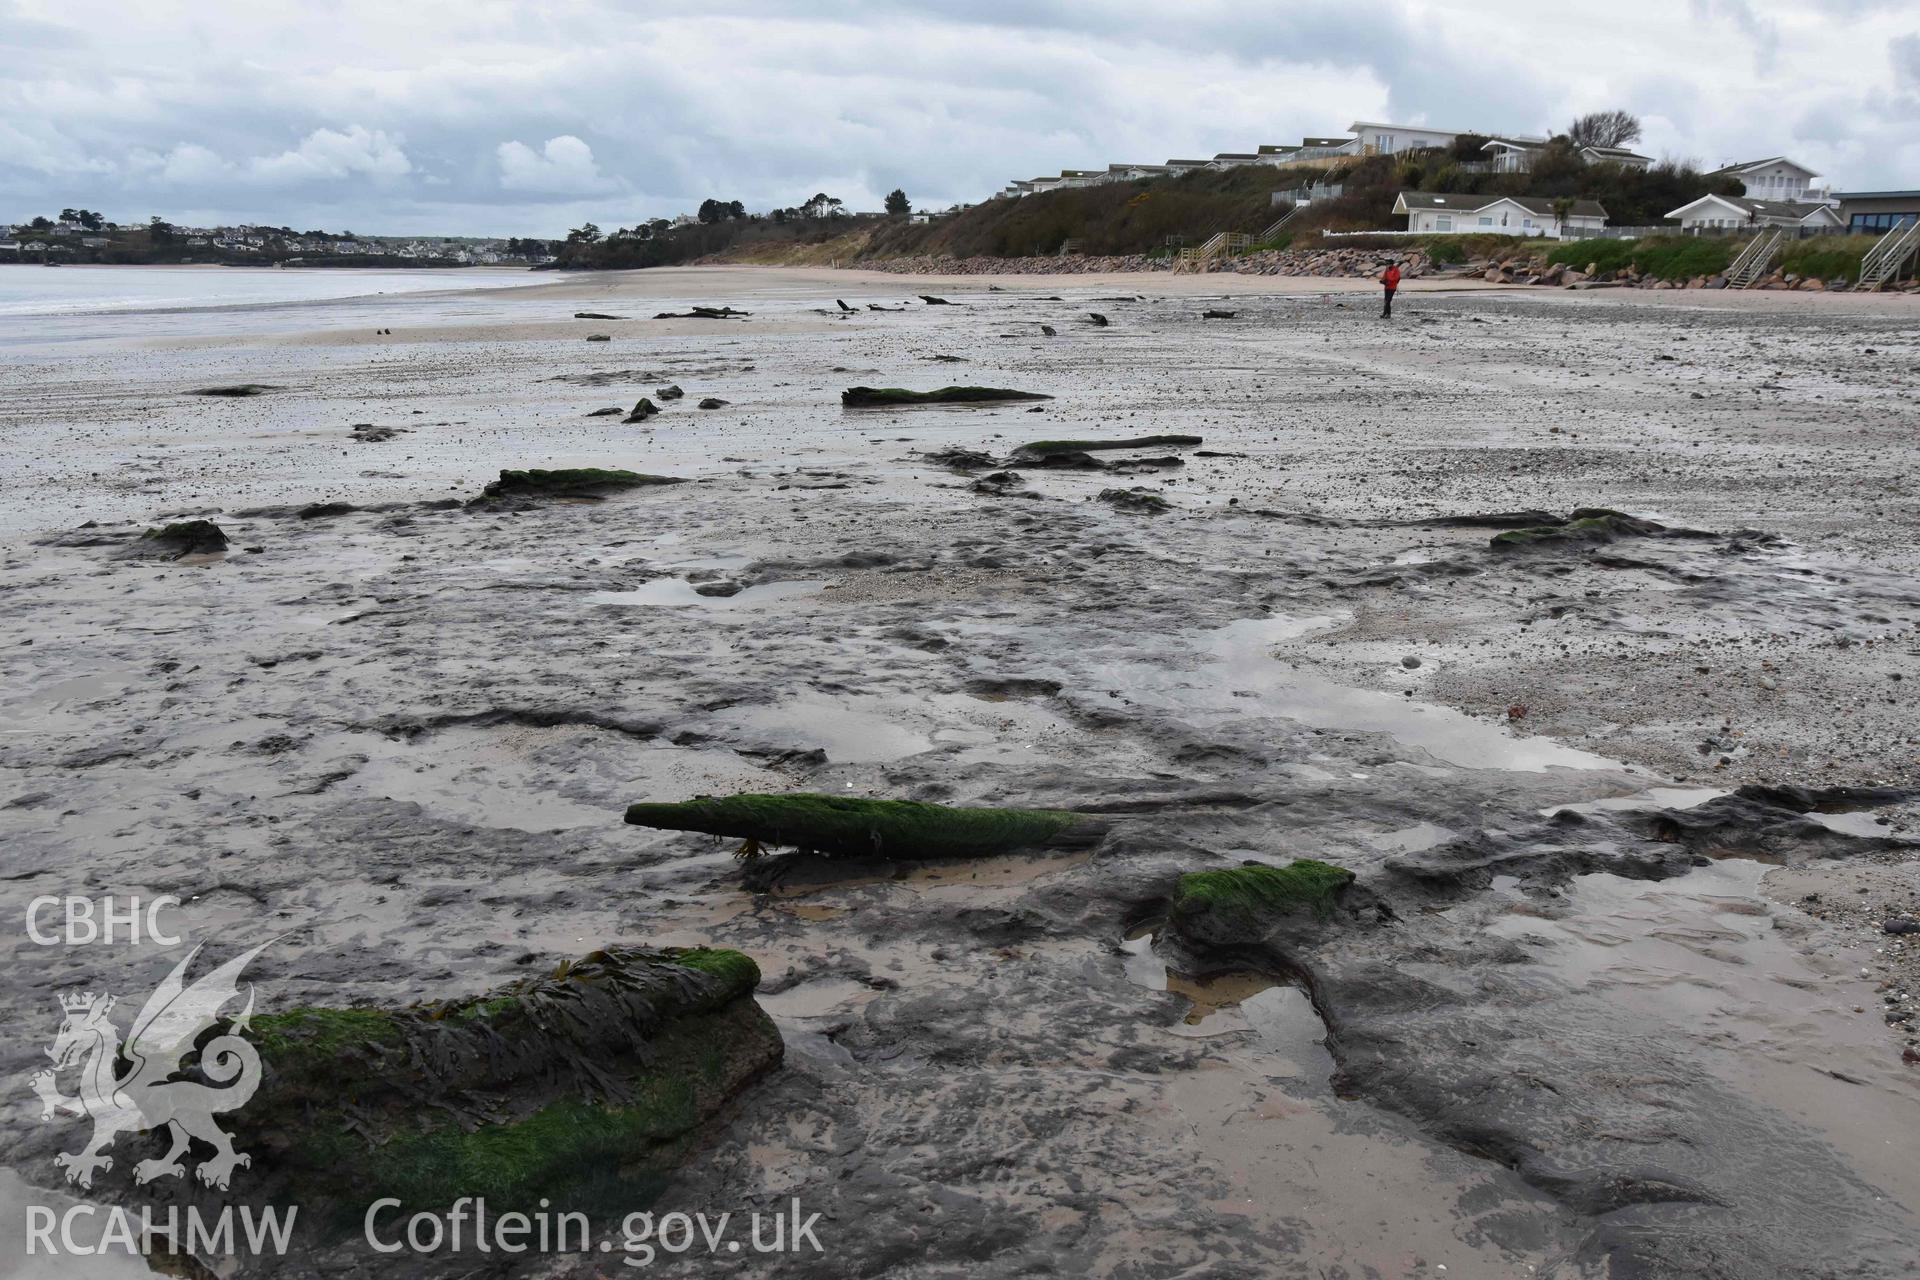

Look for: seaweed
[841,386,1053,407]
[1016,435,1202,456]
[623,793,1104,861]
[1170,860,1356,925]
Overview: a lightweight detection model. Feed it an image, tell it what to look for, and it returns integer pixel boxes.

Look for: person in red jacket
[1379,260,1401,319]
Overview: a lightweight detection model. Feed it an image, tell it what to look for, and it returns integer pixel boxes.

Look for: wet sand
[2,265,1918,1277]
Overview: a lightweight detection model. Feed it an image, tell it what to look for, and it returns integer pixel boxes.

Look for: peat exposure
[3,273,1919,1279]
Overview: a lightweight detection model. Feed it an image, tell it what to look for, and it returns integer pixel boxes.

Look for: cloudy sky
[4,0,1916,236]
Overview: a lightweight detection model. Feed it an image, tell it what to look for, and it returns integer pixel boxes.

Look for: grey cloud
[0,1,1912,235]
[1894,34,1920,89]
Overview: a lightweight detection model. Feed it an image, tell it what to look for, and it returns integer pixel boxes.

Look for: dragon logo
[28,941,270,1191]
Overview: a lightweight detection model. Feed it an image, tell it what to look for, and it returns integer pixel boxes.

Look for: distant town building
[998,118,1651,200]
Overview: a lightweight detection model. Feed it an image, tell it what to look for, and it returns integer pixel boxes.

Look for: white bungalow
[1706,157,1830,205]
[1058,169,1102,188]
[1210,153,1260,169]
[1479,137,1649,173]
[1580,145,1652,169]
[1663,194,1843,232]
[1297,136,1355,157]
[1105,163,1170,182]
[1393,192,1609,238]
[1350,121,1475,155]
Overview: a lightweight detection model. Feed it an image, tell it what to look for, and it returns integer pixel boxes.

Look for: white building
[1393,192,1609,238]
[1663,194,1843,232]
[1579,145,1653,169]
[1481,137,1651,172]
[1350,121,1480,155]
[1706,157,1831,205]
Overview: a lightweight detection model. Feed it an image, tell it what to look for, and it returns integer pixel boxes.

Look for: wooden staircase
[1856,217,1920,289]
[1726,228,1785,288]
[1173,231,1253,273]
[1255,205,1303,243]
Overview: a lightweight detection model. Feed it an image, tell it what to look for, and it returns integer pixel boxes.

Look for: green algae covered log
[841,386,1053,407]
[232,946,778,1223]
[624,793,1106,861]
[1015,434,1202,456]
[478,467,685,501]
[1170,860,1355,926]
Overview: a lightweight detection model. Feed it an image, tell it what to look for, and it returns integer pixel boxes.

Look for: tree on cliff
[885,188,910,217]
[1567,110,1642,150]
[801,193,844,219]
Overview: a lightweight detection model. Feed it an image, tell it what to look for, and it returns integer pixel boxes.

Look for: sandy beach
[3,264,1918,1277]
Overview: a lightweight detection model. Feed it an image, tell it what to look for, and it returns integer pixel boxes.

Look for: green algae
[841,386,1053,407]
[1171,860,1356,925]
[250,1007,402,1066]
[623,793,1102,861]
[231,946,779,1226]
[287,1002,769,1217]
